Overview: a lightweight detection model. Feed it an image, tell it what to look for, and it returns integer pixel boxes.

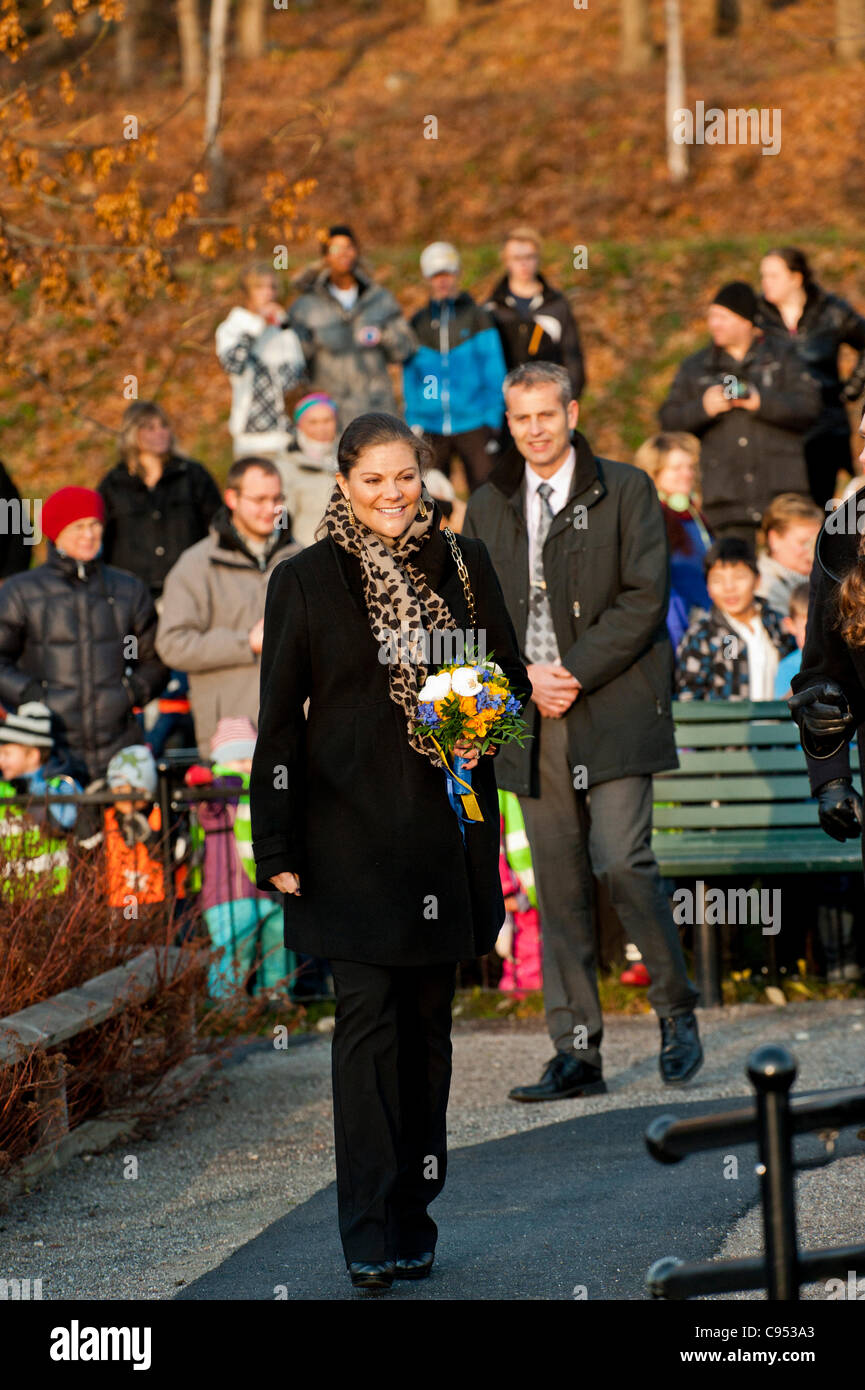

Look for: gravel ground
[1,999,863,1300]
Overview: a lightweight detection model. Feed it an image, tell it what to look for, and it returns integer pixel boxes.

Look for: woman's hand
[270,871,301,895]
[452,738,496,771]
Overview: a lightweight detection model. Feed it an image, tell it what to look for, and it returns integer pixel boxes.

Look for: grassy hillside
[2,0,863,494]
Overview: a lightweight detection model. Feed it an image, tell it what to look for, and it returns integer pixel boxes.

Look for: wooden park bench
[652,700,861,1005]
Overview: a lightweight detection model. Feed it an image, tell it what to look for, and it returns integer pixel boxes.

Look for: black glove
[788,680,855,740]
[816,778,864,842]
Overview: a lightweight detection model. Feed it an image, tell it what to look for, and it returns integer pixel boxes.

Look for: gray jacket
[288,267,416,428]
[156,508,300,754]
[462,431,678,795]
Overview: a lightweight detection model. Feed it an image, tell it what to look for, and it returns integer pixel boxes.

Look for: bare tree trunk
[177,0,204,92]
[620,0,653,73]
[116,0,140,89]
[238,0,266,60]
[203,0,231,212]
[837,0,865,61]
[426,0,459,22]
[666,0,688,185]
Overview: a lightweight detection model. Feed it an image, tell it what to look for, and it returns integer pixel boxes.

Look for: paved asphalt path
[175,1093,861,1302]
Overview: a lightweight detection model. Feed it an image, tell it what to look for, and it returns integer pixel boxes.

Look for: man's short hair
[503,361,572,411]
[225,456,282,491]
[503,225,542,252]
[703,536,759,578]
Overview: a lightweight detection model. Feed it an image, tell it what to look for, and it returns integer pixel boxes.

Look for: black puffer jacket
[756,283,865,438]
[0,548,168,779]
[485,274,585,399]
[98,453,222,599]
[0,460,30,580]
[658,334,821,531]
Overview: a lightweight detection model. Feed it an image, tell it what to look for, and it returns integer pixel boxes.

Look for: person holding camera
[659,281,821,546]
[287,225,417,430]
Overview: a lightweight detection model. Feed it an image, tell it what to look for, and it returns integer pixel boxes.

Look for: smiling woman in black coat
[250,412,530,1293]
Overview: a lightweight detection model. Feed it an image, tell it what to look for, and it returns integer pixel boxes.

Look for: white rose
[418,672,451,702]
[482,661,504,677]
[450,666,482,697]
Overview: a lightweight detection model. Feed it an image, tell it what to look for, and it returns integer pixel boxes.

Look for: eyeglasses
[236,494,285,506]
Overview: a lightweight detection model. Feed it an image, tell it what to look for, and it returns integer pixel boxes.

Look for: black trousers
[518,716,699,1067]
[329,957,457,1266]
[426,426,495,491]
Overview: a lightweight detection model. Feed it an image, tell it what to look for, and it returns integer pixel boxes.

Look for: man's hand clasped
[527,660,581,719]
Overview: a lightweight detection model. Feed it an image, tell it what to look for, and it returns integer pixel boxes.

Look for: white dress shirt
[726,609,779,700]
[525,446,576,580]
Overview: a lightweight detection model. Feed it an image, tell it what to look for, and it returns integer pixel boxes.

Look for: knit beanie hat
[293,393,337,425]
[210,717,257,764]
[41,487,105,544]
[106,744,158,798]
[711,281,758,324]
[0,701,53,748]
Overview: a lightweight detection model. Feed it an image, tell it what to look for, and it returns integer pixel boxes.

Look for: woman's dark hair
[337,412,433,476]
[766,246,815,292]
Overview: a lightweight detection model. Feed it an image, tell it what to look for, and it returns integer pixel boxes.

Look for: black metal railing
[645,1043,865,1300]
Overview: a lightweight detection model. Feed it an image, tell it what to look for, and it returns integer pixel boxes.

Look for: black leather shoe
[508,1053,607,1102]
[659,1012,703,1086]
[394,1251,435,1279]
[349,1261,396,1290]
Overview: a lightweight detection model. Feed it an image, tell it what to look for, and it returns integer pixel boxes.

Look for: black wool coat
[98,454,222,599]
[462,430,679,797]
[790,491,865,798]
[249,507,532,967]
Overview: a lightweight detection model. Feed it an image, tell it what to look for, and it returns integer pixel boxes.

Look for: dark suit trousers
[518,715,699,1069]
[328,957,457,1266]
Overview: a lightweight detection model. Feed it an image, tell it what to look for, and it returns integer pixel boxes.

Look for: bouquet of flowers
[412,649,529,834]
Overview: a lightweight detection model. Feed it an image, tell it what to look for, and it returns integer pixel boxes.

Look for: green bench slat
[671,700,793,721]
[652,829,861,877]
[662,749,809,775]
[654,803,818,829]
[674,722,802,747]
[655,775,813,803]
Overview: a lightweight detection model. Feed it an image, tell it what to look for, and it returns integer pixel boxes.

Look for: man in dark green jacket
[463,362,702,1099]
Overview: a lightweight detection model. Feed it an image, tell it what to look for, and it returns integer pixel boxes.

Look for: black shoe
[349,1261,396,1291]
[508,1053,607,1103]
[394,1251,435,1279]
[659,1012,703,1086]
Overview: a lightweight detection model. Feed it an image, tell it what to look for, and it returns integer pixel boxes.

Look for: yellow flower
[459,695,478,715]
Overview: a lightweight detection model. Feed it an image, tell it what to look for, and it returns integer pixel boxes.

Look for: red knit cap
[41,487,105,544]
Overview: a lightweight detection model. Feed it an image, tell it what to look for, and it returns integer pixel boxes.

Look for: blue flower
[505,695,521,714]
[417,701,439,725]
[477,668,493,683]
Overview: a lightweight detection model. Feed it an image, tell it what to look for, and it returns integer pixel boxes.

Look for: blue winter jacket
[403,292,506,437]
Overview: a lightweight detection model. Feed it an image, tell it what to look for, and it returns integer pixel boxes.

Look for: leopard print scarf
[317,481,458,768]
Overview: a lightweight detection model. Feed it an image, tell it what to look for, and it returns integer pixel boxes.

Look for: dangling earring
[418,496,428,519]
[343,492,356,525]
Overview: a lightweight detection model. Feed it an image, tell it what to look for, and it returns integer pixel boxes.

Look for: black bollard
[747,1043,798,1301]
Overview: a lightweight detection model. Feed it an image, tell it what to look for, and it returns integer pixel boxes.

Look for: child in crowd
[774,582,810,699]
[0,701,82,897]
[756,493,822,618]
[676,538,796,700]
[185,717,291,1001]
[495,789,542,991]
[89,744,187,914]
